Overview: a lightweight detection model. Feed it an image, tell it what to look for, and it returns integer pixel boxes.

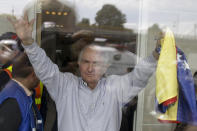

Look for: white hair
[78,44,113,65]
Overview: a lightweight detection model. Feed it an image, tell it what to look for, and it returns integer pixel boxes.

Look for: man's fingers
[23,11,29,22]
[29,18,35,27]
[23,11,34,27]
[7,16,16,25]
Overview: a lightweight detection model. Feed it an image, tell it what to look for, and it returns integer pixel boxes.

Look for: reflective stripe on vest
[35,81,43,110]
[3,65,13,78]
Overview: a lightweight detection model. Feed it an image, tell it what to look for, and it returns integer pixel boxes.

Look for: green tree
[77,18,90,26]
[95,4,126,28]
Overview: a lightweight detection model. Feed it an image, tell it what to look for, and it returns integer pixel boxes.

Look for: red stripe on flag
[163,96,177,106]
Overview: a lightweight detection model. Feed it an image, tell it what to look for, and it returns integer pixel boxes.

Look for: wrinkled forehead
[79,44,111,64]
[82,46,104,61]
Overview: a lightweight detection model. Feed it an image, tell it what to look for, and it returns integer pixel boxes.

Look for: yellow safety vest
[35,81,44,110]
[3,65,13,78]
[4,65,43,110]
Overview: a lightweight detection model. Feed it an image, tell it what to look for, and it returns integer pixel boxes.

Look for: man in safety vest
[0,53,43,131]
[0,32,43,109]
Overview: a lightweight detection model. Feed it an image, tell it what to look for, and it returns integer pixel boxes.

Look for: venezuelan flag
[155,28,197,124]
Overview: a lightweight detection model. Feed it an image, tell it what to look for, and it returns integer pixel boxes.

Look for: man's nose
[87,63,94,72]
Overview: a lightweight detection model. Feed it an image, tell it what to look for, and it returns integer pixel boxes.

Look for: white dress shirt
[23,43,156,131]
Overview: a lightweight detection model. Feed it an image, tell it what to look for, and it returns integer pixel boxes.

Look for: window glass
[0,0,197,131]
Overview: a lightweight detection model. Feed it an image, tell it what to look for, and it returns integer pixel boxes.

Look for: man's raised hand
[8,12,35,45]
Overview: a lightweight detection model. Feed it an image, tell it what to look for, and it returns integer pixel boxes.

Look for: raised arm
[108,47,160,106]
[8,13,67,101]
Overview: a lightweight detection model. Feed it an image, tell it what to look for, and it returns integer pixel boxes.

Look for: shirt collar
[81,79,88,87]
[12,78,33,96]
[79,77,105,90]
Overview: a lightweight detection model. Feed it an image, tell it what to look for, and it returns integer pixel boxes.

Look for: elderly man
[9,13,159,131]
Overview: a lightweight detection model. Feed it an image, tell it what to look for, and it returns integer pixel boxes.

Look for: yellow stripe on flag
[156,28,178,120]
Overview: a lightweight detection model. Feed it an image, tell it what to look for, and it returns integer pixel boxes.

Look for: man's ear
[28,71,38,79]
[24,72,34,84]
[102,63,110,74]
[28,72,34,78]
[105,62,111,70]
[106,63,111,69]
